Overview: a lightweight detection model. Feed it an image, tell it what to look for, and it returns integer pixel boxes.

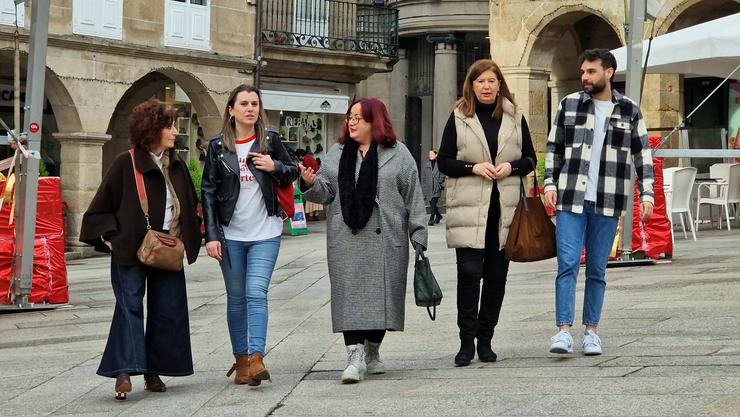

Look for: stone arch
[520,5,624,71]
[0,48,82,133]
[103,68,221,170]
[655,0,740,35]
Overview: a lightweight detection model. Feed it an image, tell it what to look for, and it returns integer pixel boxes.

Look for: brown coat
[79,147,202,266]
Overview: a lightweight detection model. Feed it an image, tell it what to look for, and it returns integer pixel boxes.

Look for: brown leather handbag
[129,149,185,271]
[504,166,556,263]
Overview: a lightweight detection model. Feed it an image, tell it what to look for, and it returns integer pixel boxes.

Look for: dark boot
[144,374,167,392]
[476,338,497,362]
[455,339,476,366]
[476,248,508,363]
[455,249,483,367]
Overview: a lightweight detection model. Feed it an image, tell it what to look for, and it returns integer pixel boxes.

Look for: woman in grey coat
[421,148,446,225]
[299,98,428,384]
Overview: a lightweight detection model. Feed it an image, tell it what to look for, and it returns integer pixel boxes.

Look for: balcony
[261,0,399,59]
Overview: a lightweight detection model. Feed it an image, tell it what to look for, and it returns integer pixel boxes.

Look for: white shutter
[165,0,189,48]
[100,0,123,40]
[188,4,210,50]
[72,0,99,36]
[0,0,24,27]
[73,0,122,40]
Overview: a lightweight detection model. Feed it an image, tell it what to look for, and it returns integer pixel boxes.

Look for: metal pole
[11,0,50,307]
[620,0,646,261]
[254,0,262,88]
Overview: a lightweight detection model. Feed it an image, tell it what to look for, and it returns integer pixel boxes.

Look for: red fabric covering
[0,177,68,304]
[631,136,673,259]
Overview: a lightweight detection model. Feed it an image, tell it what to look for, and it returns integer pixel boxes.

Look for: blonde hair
[456,59,515,120]
[221,84,268,152]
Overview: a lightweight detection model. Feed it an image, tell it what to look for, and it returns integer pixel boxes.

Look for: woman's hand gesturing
[299,163,316,187]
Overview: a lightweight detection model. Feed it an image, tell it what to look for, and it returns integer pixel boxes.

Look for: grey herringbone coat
[303,142,428,332]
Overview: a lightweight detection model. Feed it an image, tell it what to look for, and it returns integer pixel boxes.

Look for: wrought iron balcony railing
[261,0,399,58]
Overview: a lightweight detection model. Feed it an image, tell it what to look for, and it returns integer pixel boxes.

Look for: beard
[583,78,608,95]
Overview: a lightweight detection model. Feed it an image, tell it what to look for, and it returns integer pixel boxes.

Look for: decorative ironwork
[261,0,399,58]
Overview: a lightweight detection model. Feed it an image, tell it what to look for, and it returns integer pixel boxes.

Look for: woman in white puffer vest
[437,59,536,366]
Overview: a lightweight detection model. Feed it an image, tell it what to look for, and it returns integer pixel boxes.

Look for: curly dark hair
[127,99,177,150]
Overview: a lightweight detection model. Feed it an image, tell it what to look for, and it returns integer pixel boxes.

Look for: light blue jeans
[220,236,280,356]
[555,201,619,327]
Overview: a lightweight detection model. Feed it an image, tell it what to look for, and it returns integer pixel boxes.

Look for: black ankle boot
[476,340,497,362]
[454,340,475,366]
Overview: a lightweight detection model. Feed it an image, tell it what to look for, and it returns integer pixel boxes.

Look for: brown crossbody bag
[129,149,185,271]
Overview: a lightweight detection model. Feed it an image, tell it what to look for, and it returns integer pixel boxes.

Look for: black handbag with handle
[413,245,443,321]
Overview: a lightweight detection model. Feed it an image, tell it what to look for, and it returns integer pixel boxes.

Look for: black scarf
[338,140,378,233]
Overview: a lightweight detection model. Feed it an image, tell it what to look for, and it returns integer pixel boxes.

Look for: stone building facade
[0,0,397,251]
[362,0,740,166]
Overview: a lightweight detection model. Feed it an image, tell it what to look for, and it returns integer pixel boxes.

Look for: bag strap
[415,243,426,261]
[129,149,152,230]
[427,305,436,321]
[527,156,540,196]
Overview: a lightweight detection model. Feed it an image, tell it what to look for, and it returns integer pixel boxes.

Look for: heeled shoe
[144,374,167,392]
[115,374,132,400]
[226,355,254,385]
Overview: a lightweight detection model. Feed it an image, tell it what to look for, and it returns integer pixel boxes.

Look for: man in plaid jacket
[544,48,654,356]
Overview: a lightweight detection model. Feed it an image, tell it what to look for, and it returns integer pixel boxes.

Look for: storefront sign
[279,111,326,157]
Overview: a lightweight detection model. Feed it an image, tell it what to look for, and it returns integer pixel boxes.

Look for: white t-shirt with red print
[222,135,283,242]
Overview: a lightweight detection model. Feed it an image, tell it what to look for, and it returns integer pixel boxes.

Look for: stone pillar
[433,42,458,148]
[502,67,550,153]
[548,79,582,123]
[642,73,682,150]
[389,48,409,141]
[54,132,111,250]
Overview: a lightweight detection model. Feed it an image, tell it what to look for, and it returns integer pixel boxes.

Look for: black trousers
[429,197,443,222]
[97,260,194,378]
[455,188,510,345]
[343,330,386,346]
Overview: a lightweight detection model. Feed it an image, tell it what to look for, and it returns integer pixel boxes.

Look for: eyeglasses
[345,115,364,124]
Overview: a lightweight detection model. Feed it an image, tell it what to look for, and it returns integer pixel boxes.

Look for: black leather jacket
[201,131,298,242]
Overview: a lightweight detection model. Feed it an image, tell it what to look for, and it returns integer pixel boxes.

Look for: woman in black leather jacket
[201,84,298,387]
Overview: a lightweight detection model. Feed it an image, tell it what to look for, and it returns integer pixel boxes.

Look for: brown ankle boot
[226,355,254,385]
[247,353,271,386]
[114,374,131,400]
[144,374,167,392]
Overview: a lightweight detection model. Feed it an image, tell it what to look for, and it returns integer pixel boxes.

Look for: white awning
[612,13,740,80]
[261,90,350,114]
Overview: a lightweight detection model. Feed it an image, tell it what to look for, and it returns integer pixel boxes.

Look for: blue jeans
[555,201,619,327]
[98,261,193,378]
[220,236,280,356]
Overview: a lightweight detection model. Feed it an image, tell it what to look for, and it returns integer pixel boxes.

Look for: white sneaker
[341,344,367,384]
[582,330,603,356]
[549,330,574,354]
[364,341,385,375]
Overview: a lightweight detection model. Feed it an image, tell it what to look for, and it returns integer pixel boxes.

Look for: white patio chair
[694,163,739,231]
[668,167,697,241]
[706,163,740,226]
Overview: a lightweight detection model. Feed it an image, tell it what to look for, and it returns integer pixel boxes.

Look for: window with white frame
[164,0,211,51]
[0,0,24,27]
[73,0,123,40]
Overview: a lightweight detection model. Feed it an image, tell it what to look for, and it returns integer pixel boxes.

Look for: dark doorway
[405,96,422,172]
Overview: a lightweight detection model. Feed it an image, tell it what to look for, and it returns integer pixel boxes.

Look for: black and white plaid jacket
[544,90,654,217]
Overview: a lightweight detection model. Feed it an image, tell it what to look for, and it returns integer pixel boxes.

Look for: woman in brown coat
[79,99,201,400]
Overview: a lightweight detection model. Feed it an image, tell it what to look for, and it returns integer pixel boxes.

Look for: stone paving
[1,221,739,416]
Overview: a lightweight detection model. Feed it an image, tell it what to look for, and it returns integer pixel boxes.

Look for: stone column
[389,48,409,141]
[54,132,111,251]
[432,42,458,148]
[502,67,550,153]
[641,73,682,151]
[548,79,582,123]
